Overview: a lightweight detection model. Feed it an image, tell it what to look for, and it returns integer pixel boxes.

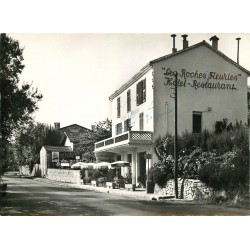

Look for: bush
[153,121,249,196]
[199,147,249,192]
[138,174,146,187]
[207,121,247,154]
[148,161,174,188]
[107,169,116,182]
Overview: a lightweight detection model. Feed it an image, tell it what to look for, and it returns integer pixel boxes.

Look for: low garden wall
[47,169,81,184]
[19,164,41,177]
[154,178,216,201]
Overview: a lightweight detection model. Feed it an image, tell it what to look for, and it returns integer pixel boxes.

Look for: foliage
[248,91,250,125]
[9,122,65,168]
[137,174,146,187]
[107,169,116,182]
[178,147,207,179]
[207,121,247,154]
[0,34,42,172]
[215,118,232,134]
[88,168,109,181]
[0,34,43,142]
[124,172,132,184]
[74,118,112,162]
[154,135,174,161]
[148,160,174,188]
[199,146,249,192]
[153,122,249,195]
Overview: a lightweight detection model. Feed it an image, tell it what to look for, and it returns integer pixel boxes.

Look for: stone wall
[47,169,81,184]
[154,178,216,201]
[19,164,41,177]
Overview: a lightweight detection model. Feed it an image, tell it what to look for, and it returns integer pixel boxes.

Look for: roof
[150,40,250,75]
[59,124,91,131]
[64,130,93,143]
[109,40,250,101]
[64,131,80,143]
[42,145,73,152]
[109,63,152,101]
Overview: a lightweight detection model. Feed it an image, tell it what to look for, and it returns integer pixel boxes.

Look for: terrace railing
[95,131,153,151]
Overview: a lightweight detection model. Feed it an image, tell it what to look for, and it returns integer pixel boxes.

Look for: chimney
[236,37,241,64]
[182,34,188,49]
[210,35,219,50]
[54,122,60,130]
[171,34,177,53]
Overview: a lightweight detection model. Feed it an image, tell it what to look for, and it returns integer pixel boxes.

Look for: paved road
[0,173,249,216]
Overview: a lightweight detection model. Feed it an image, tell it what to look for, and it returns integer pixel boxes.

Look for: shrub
[207,123,248,154]
[153,121,249,195]
[148,160,174,188]
[107,169,116,182]
[90,169,103,181]
[199,147,249,192]
[179,130,210,151]
[138,174,146,187]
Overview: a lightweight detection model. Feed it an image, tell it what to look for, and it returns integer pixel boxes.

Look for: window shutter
[139,113,144,131]
[136,83,139,105]
[117,97,120,118]
[127,90,131,112]
[143,79,146,102]
[124,120,127,132]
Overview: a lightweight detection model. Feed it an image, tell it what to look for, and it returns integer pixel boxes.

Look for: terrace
[94,130,153,152]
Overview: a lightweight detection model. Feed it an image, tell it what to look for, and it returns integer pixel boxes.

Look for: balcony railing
[95,131,153,151]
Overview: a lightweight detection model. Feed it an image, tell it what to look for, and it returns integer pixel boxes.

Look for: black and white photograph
[1,32,249,216]
[0,1,249,249]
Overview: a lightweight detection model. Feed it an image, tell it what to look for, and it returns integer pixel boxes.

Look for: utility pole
[163,69,179,198]
[174,71,178,198]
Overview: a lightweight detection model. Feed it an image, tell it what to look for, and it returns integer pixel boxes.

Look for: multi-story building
[94,35,250,188]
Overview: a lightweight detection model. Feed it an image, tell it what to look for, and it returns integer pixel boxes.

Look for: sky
[9,33,250,130]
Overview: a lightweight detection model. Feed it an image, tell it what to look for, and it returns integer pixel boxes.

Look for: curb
[33,178,191,202]
[34,178,156,200]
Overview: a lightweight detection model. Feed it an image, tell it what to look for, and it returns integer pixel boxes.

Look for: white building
[94,35,250,189]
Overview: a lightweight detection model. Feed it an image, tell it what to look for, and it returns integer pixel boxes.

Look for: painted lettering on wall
[162,68,240,91]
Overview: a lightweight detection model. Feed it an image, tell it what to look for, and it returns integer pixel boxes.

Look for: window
[117,97,121,118]
[193,112,202,133]
[116,122,122,135]
[136,79,146,106]
[124,118,131,132]
[139,112,144,131]
[127,90,131,112]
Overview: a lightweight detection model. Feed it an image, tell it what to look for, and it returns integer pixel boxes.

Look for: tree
[74,118,112,162]
[248,90,250,125]
[0,33,42,172]
[10,122,65,169]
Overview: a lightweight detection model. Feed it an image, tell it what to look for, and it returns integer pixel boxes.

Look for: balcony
[95,131,153,152]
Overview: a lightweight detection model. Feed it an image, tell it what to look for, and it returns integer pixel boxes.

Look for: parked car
[0,177,7,197]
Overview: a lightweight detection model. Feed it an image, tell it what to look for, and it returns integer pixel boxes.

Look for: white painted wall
[40,146,47,177]
[111,68,154,136]
[64,134,74,149]
[153,45,249,140]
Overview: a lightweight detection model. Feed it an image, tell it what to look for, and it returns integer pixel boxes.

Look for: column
[132,151,137,191]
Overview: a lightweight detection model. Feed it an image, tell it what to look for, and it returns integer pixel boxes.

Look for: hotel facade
[94,35,250,188]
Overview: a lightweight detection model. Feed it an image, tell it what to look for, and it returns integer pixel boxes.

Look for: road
[0,173,249,216]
